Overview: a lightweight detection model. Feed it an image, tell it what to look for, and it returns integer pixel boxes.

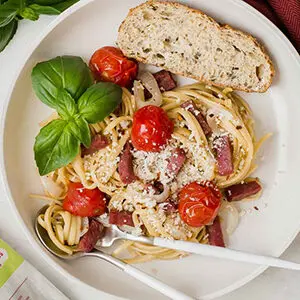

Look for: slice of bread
[117,1,274,92]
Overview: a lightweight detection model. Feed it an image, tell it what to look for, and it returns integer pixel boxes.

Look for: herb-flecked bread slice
[117,1,274,92]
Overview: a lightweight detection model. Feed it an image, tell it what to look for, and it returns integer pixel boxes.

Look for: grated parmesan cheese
[83,144,120,184]
[127,182,158,208]
[120,120,130,129]
[163,214,194,240]
[132,137,215,193]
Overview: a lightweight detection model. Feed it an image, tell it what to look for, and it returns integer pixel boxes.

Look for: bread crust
[118,1,274,93]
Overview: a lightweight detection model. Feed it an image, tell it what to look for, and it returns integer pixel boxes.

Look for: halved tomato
[179,181,221,227]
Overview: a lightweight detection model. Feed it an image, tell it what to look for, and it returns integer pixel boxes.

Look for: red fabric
[244,0,300,52]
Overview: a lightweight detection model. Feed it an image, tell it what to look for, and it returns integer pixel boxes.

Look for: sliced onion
[206,108,220,133]
[207,107,232,122]
[133,80,146,109]
[206,108,232,136]
[80,217,89,237]
[134,72,162,109]
[152,184,170,203]
[41,175,64,198]
[218,202,239,235]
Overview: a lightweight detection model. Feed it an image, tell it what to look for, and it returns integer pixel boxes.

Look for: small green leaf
[56,88,78,120]
[0,0,26,27]
[78,82,122,124]
[68,117,91,148]
[29,4,60,15]
[19,7,39,21]
[52,0,78,12]
[34,119,80,175]
[0,19,17,52]
[0,4,17,27]
[31,56,93,109]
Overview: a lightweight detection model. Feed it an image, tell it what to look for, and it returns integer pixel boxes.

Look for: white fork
[97,225,300,271]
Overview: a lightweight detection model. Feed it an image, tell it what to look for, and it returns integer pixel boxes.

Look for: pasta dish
[31,46,267,264]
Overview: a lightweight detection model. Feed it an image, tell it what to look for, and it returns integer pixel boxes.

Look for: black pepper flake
[156,53,164,59]
[209,113,214,118]
[236,125,242,130]
[254,206,259,211]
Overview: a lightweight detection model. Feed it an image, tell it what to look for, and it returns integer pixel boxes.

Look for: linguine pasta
[34,83,263,263]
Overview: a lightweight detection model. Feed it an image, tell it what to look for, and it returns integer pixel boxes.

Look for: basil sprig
[0,18,17,52]
[32,56,122,176]
[0,0,79,52]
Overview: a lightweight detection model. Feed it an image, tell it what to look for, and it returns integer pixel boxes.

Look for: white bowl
[1,0,300,299]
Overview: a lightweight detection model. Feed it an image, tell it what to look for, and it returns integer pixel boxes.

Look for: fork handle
[87,251,194,300]
[123,234,300,271]
[153,238,300,271]
[124,265,194,300]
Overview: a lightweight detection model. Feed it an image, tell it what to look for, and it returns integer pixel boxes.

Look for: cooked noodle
[36,83,265,263]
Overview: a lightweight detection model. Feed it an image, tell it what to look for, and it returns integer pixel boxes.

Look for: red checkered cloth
[244,0,300,52]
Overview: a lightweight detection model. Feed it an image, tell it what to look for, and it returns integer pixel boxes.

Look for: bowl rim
[0,0,299,299]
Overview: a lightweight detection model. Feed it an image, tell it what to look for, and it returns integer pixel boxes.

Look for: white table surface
[0,16,299,300]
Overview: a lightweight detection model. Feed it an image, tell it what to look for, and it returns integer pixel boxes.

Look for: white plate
[1,0,300,299]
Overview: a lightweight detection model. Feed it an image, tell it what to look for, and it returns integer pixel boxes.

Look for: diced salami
[153,70,177,92]
[145,70,177,98]
[207,216,225,247]
[78,219,104,252]
[118,142,136,184]
[160,199,178,215]
[225,180,262,202]
[145,181,164,195]
[213,135,234,176]
[153,181,164,194]
[82,134,109,156]
[109,210,134,227]
[181,100,212,136]
[167,148,186,177]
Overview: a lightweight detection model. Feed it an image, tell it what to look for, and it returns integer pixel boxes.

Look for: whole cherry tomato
[178,181,221,227]
[131,105,174,152]
[63,182,106,217]
[89,46,138,87]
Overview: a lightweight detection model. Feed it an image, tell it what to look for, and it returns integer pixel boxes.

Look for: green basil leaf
[68,117,91,148]
[52,0,78,12]
[78,82,122,124]
[0,19,17,52]
[0,0,25,27]
[31,56,93,109]
[34,119,80,175]
[19,7,39,20]
[29,4,60,15]
[0,4,17,27]
[56,88,77,120]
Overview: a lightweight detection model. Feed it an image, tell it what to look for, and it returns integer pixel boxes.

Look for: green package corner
[0,239,24,287]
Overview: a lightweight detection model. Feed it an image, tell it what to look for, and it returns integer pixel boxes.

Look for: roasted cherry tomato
[89,46,138,87]
[63,182,106,217]
[178,181,221,227]
[131,105,174,152]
